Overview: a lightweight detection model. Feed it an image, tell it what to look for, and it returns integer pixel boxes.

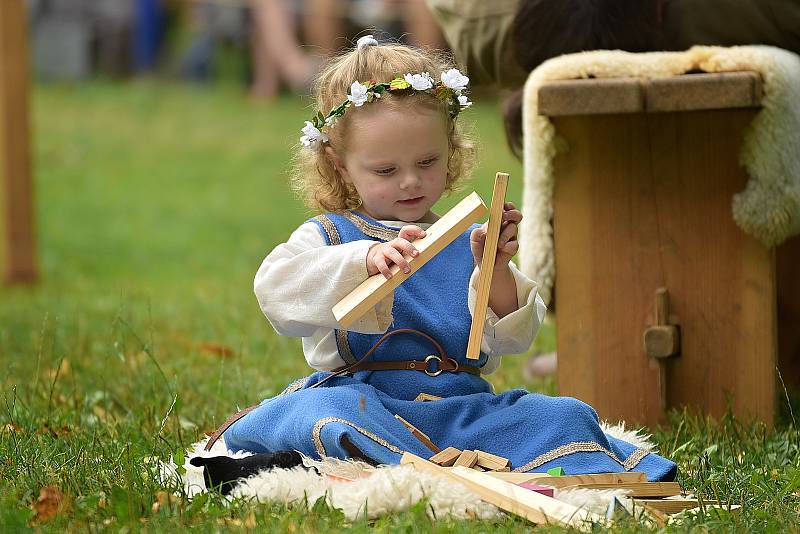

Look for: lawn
[1,80,799,532]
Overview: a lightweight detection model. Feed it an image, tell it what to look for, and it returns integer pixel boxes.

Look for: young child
[220,36,676,481]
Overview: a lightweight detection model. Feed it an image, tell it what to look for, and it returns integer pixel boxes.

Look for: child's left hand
[470,202,522,268]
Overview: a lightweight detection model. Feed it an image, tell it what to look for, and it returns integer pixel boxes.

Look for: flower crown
[300,68,472,151]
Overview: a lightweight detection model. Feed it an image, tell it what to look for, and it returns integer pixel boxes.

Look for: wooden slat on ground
[401,452,603,529]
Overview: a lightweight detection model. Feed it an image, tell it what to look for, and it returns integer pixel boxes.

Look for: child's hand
[470,202,522,267]
[367,225,427,278]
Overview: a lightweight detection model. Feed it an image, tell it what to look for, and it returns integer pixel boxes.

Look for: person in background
[250,0,446,99]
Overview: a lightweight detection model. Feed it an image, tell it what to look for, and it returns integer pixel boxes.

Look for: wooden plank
[394,414,441,453]
[429,446,461,467]
[553,109,775,426]
[538,72,761,117]
[475,450,511,470]
[0,0,37,284]
[453,450,478,468]
[466,172,509,359]
[647,72,761,113]
[559,482,682,498]
[531,472,647,489]
[333,193,487,328]
[777,236,800,389]
[633,498,700,515]
[401,453,603,528]
[539,78,643,116]
[479,471,552,484]
[633,498,741,517]
[451,466,604,528]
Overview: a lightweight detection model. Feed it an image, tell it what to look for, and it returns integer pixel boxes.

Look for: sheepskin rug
[159,421,649,521]
[519,45,800,304]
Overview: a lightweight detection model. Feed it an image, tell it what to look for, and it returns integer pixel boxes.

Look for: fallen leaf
[195,342,235,358]
[44,359,71,381]
[3,423,22,434]
[32,486,67,523]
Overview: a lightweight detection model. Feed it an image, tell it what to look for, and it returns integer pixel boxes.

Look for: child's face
[336,103,449,222]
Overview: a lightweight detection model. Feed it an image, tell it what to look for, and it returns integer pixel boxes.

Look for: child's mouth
[398,196,423,205]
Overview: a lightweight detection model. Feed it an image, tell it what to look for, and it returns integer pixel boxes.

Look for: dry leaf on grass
[32,486,69,523]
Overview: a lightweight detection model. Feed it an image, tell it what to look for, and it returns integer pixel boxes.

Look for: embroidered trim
[314,215,357,364]
[512,441,650,473]
[312,416,404,457]
[278,377,308,396]
[314,214,341,246]
[343,212,399,241]
[336,329,357,364]
[621,447,650,470]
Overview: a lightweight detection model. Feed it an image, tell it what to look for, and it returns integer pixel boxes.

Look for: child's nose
[399,171,422,190]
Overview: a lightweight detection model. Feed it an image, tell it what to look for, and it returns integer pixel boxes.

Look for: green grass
[1,80,798,532]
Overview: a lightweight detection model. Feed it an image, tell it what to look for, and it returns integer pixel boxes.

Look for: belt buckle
[424,354,443,376]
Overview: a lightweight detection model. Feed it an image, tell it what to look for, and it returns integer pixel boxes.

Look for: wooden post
[0,0,38,284]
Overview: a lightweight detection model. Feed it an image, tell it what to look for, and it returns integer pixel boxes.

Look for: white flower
[458,94,472,108]
[404,72,434,91]
[441,68,469,92]
[325,115,338,128]
[300,120,328,149]
[356,35,378,50]
[347,81,370,107]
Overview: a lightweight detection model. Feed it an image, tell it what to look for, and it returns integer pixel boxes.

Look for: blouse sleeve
[467,262,547,374]
[253,222,394,337]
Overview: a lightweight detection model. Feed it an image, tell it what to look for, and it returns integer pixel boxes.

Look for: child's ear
[324,146,351,183]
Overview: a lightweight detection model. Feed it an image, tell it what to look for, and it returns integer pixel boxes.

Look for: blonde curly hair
[290,42,476,213]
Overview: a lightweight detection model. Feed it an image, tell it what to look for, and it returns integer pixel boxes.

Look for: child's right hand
[366,225,427,278]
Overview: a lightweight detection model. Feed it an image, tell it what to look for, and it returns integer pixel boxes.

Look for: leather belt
[339,354,480,377]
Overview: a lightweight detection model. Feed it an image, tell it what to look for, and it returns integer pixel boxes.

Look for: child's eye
[418,157,438,167]
[374,167,396,176]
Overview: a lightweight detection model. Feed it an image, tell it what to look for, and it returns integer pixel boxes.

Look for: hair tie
[356,35,378,51]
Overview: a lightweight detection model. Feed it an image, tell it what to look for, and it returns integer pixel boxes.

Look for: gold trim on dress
[314,215,357,364]
[314,214,342,246]
[512,441,650,473]
[343,212,399,241]
[312,416,404,457]
[278,377,308,396]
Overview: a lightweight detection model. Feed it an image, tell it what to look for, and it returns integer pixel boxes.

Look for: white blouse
[254,219,547,374]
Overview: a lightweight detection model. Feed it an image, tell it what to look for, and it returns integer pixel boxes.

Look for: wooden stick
[480,472,552,484]
[0,0,37,284]
[528,472,647,488]
[394,414,441,453]
[559,481,682,498]
[466,173,509,359]
[429,446,461,467]
[453,450,479,468]
[475,450,511,470]
[401,453,603,529]
[333,192,487,328]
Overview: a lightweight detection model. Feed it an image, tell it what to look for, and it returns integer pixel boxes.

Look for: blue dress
[226,212,677,480]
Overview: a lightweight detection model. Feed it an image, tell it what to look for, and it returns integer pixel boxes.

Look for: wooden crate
[539,72,799,426]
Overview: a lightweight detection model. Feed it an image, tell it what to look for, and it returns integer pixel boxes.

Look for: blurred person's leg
[250,0,318,97]
[391,0,445,48]
[179,2,216,81]
[303,0,348,56]
[249,11,280,99]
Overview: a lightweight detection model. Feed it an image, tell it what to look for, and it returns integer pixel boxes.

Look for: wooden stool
[539,72,800,427]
